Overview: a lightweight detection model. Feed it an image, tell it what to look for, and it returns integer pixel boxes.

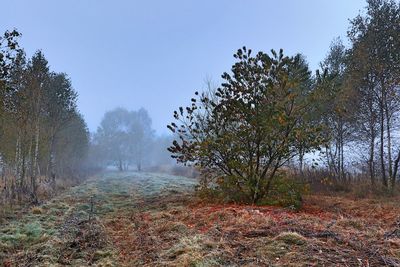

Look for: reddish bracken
[102,194,400,266]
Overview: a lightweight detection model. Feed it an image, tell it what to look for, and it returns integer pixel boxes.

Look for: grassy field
[1,172,400,266]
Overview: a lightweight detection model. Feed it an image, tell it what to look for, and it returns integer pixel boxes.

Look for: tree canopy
[169,47,327,203]
[94,107,153,171]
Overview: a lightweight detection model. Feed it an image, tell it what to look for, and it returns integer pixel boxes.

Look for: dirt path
[0,172,197,267]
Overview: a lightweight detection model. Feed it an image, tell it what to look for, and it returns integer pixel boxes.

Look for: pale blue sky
[2,0,366,134]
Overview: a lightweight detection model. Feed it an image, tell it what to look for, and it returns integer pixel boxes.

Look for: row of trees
[0,30,89,203]
[168,0,400,203]
[91,107,173,171]
[321,0,400,188]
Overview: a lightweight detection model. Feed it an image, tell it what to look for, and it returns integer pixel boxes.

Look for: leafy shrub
[196,173,254,204]
[196,171,308,209]
[169,47,325,205]
[257,172,309,210]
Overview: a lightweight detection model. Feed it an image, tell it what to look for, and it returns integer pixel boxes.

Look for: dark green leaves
[168,47,324,203]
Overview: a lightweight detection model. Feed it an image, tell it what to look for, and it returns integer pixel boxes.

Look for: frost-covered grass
[0,171,197,266]
[3,172,399,266]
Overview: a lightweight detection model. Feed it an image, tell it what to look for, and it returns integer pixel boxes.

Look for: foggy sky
[2,0,366,134]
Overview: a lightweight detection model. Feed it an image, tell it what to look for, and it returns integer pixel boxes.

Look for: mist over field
[1,0,400,266]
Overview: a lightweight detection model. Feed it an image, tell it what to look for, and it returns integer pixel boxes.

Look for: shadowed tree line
[0,31,89,204]
[169,0,400,204]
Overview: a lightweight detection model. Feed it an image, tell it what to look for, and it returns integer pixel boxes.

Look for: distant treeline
[0,30,89,204]
[89,107,175,172]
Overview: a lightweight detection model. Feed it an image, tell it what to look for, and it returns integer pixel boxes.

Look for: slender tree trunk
[369,132,375,185]
[379,95,387,187]
[263,163,280,200]
[118,159,123,172]
[298,147,304,176]
[384,100,393,189]
[338,116,344,182]
[368,92,376,185]
[21,155,25,189]
[31,120,40,203]
[341,141,345,182]
[392,150,400,189]
[27,134,33,199]
[46,128,56,189]
[14,136,20,176]
[260,157,282,203]
[337,142,340,180]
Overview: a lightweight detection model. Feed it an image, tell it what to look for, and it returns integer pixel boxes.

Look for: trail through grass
[0,171,197,267]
